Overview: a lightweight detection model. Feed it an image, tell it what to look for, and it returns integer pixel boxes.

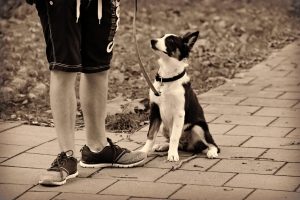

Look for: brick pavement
[0,41,300,200]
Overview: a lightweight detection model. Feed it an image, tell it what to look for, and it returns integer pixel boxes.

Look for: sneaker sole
[39,171,79,186]
[79,159,145,168]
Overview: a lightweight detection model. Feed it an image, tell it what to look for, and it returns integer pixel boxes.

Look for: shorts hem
[49,63,110,73]
[49,62,82,73]
[82,65,110,73]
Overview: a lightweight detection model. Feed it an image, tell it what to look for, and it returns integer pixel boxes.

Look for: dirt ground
[0,0,299,132]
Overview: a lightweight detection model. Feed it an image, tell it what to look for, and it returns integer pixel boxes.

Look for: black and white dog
[140,31,220,161]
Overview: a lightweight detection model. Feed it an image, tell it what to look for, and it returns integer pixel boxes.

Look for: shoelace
[49,150,74,179]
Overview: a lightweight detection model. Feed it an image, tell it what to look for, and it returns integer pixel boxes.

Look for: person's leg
[79,0,146,168]
[39,70,78,186]
[50,71,77,153]
[79,71,108,151]
[35,0,82,186]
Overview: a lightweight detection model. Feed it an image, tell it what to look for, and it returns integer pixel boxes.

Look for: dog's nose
[151,39,157,48]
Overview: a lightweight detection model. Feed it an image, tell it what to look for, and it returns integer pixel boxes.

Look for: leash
[133,0,160,96]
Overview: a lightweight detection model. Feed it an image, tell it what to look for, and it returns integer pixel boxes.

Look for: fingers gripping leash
[133,0,161,96]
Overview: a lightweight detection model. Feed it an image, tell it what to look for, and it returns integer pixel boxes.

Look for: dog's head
[151,31,199,61]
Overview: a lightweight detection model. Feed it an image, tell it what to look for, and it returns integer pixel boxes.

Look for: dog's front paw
[206,147,218,159]
[167,150,179,162]
[153,143,169,152]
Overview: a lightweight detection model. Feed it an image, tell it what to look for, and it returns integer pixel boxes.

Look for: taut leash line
[133,0,160,96]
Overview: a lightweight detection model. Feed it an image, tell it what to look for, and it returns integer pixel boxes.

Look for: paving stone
[270,117,300,128]
[254,77,300,86]
[128,132,169,144]
[246,62,271,72]
[247,70,290,77]
[145,156,219,171]
[246,190,300,200]
[217,147,266,159]
[265,85,300,92]
[228,90,282,99]
[0,122,23,133]
[242,137,300,149]
[254,107,300,118]
[137,125,149,132]
[198,96,246,105]
[4,125,56,137]
[261,55,287,68]
[77,166,99,178]
[0,133,54,147]
[157,170,235,186]
[208,124,235,135]
[287,70,300,78]
[231,76,256,84]
[1,153,56,169]
[286,128,300,138]
[126,132,147,143]
[225,174,300,191]
[17,191,59,200]
[209,159,284,174]
[204,105,260,115]
[129,198,166,200]
[214,135,250,146]
[92,167,169,182]
[0,144,30,158]
[199,90,232,97]
[0,184,32,200]
[276,163,300,176]
[279,92,300,100]
[101,181,182,198]
[239,98,297,108]
[115,140,142,151]
[27,140,83,157]
[226,126,292,137]
[0,166,44,184]
[205,114,221,122]
[171,185,253,200]
[273,61,297,72]
[53,193,128,200]
[294,102,300,108]
[213,82,270,92]
[212,115,275,126]
[32,178,115,194]
[260,149,300,162]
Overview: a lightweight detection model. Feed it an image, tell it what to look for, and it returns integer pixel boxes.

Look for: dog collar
[155,69,186,83]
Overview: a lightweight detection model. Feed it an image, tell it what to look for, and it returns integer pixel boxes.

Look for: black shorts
[35,0,120,73]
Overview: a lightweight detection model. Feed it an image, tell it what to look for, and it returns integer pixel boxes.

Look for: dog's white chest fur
[150,74,190,132]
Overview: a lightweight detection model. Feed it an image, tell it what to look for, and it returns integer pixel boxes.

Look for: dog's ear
[182,31,199,51]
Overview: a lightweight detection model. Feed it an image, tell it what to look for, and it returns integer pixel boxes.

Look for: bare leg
[79,71,108,151]
[50,71,77,153]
